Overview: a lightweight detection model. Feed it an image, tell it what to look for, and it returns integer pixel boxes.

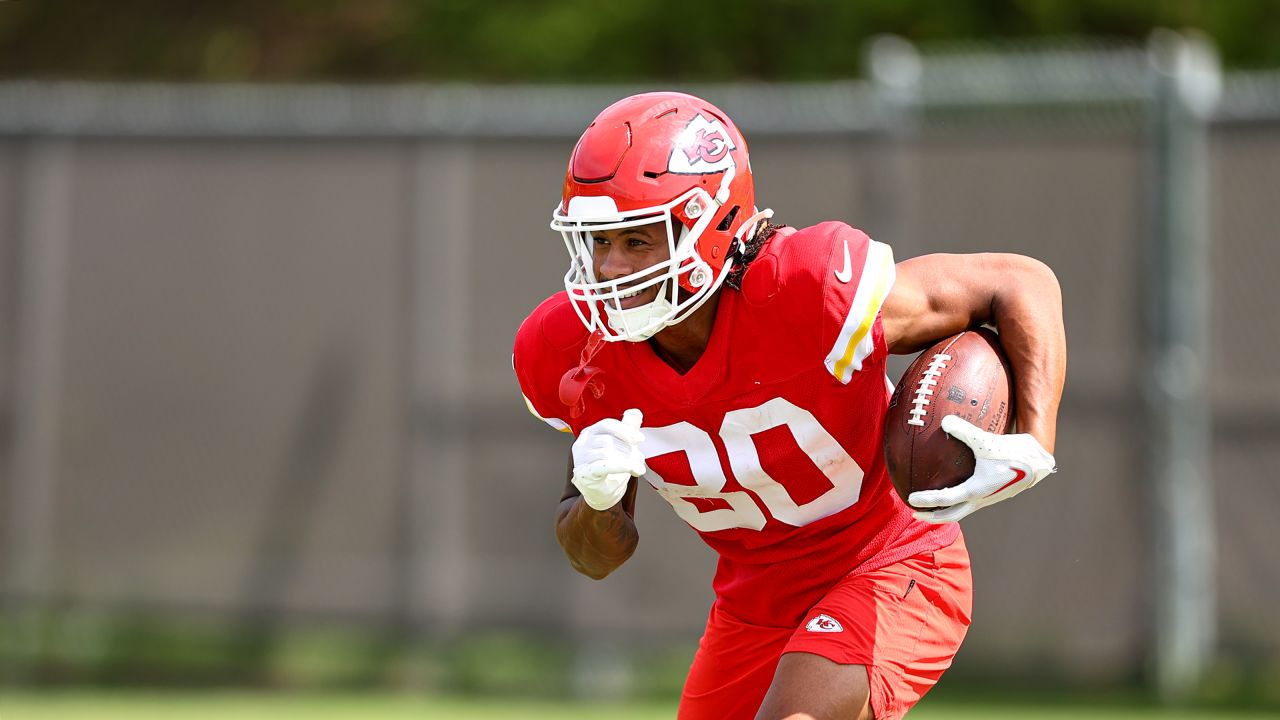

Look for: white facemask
[552,189,773,342]
[602,282,676,342]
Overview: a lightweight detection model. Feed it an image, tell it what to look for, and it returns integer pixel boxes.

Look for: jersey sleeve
[757,223,896,384]
[517,379,571,433]
[820,226,896,383]
[512,295,579,434]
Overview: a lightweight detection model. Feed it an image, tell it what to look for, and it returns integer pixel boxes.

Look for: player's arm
[553,409,647,579]
[555,454,640,580]
[880,252,1065,453]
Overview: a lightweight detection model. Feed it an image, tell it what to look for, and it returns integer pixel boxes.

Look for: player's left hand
[908,415,1056,524]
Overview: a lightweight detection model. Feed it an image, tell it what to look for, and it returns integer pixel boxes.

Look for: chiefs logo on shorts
[805,613,844,633]
[668,114,737,175]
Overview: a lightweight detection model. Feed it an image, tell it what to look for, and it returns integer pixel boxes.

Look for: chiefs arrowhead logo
[682,128,730,164]
[805,613,843,633]
[668,114,737,175]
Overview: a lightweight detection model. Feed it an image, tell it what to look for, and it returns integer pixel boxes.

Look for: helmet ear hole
[717,205,740,233]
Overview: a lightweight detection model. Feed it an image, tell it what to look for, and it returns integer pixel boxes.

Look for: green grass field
[0,693,1276,720]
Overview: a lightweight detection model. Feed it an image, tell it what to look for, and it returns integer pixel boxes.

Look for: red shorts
[678,533,972,720]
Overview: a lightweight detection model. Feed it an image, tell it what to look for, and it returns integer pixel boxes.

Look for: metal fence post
[3,138,75,680]
[1144,29,1221,703]
[865,35,921,253]
[408,139,475,646]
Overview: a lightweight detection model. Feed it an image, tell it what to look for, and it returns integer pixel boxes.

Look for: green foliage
[0,609,689,698]
[1,611,1278,712]
[1,0,1279,81]
[0,691,1278,720]
[448,630,572,697]
[0,610,406,687]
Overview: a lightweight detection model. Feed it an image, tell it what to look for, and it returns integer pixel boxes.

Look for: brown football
[883,328,1015,507]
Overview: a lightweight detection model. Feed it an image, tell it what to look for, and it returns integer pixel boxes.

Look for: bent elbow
[1032,256,1060,290]
[573,561,615,581]
[1007,254,1061,301]
[567,548,632,580]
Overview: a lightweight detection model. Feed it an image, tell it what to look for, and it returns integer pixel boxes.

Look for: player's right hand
[571,409,647,511]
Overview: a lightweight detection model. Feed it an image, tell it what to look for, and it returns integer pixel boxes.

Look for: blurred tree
[1,0,1278,81]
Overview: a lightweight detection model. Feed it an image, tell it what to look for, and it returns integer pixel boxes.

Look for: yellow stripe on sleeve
[523,393,571,433]
[825,241,896,384]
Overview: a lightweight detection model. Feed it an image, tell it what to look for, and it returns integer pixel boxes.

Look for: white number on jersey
[640,397,865,532]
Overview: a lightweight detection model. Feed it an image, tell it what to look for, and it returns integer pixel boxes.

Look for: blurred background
[1,2,1279,718]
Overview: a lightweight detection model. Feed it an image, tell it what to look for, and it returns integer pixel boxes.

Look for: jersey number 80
[640,397,865,532]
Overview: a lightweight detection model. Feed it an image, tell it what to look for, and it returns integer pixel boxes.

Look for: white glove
[909,415,1056,524]
[571,409,646,511]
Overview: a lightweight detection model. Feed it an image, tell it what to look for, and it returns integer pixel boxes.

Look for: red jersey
[513,222,957,626]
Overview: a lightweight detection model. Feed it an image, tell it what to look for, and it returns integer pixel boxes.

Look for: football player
[513,92,1064,720]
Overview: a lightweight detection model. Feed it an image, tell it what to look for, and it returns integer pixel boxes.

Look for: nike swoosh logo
[989,468,1028,497]
[834,240,853,283]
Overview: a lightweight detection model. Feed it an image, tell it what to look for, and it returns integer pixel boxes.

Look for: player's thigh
[756,652,873,720]
[678,603,794,720]
[766,535,972,720]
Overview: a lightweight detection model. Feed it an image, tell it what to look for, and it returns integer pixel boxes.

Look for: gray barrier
[0,39,1277,694]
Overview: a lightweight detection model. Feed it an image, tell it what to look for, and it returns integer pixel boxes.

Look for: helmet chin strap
[603,280,674,342]
[735,208,775,242]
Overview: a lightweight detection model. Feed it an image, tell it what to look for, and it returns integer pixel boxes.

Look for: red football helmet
[551,92,772,341]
